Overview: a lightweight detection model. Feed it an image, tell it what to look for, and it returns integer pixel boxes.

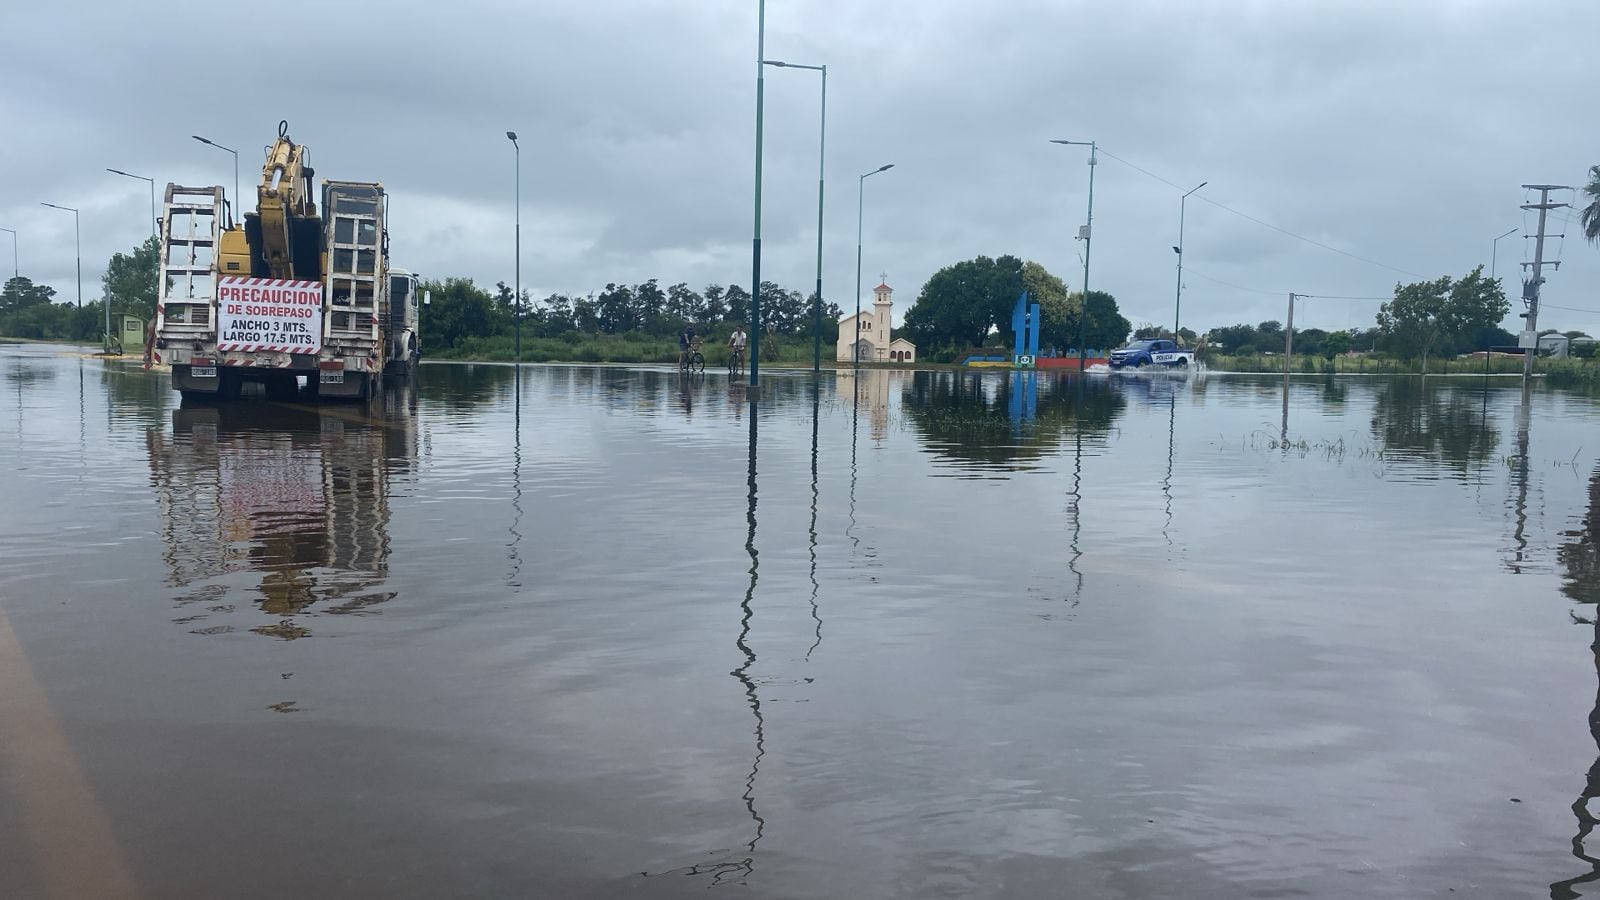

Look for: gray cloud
[2,0,1595,335]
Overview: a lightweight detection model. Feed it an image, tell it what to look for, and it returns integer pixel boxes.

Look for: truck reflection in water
[145,386,417,638]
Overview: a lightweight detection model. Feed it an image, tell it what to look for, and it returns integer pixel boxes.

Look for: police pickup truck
[1108,339,1196,369]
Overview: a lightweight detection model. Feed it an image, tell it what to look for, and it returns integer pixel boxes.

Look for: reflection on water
[145,388,416,638]
[1556,463,1600,897]
[900,370,1125,474]
[1370,377,1501,477]
[13,349,1600,897]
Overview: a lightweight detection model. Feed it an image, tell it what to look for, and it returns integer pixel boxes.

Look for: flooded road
[5,343,1600,898]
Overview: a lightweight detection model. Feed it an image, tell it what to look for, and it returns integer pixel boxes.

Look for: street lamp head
[1172,246,1181,254]
[1188,180,1208,195]
[506,131,518,142]
[764,59,788,67]
[192,135,213,146]
[878,164,894,172]
[107,167,127,177]
[40,202,75,213]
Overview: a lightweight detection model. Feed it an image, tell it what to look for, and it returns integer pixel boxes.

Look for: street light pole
[0,228,16,278]
[854,164,894,372]
[749,0,767,387]
[107,167,158,253]
[1491,226,1518,282]
[763,59,828,375]
[191,135,239,218]
[1051,140,1097,371]
[1173,180,1207,342]
[507,131,521,367]
[41,203,86,341]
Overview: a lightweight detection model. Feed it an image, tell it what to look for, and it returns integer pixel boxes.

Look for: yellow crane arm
[256,120,315,279]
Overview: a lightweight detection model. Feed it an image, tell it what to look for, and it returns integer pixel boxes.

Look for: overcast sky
[2,0,1596,335]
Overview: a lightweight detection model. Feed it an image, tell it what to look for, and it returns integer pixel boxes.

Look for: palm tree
[1583,165,1600,245]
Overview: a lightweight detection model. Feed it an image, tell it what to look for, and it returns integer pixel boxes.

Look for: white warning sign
[216,277,323,354]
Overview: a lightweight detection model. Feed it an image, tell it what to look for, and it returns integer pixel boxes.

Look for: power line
[1095,147,1427,279]
[1185,267,1392,303]
[1183,267,1281,297]
[1541,303,1600,316]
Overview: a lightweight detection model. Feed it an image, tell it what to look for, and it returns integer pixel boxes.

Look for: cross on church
[879,271,887,284]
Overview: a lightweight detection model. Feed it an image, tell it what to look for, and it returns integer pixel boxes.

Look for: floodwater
[5,344,1600,899]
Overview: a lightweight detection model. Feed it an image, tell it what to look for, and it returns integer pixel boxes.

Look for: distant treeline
[421,277,843,358]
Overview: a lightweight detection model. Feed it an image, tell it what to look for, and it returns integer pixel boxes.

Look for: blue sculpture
[1012,291,1041,367]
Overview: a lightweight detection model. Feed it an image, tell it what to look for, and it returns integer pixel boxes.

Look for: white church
[836,281,917,363]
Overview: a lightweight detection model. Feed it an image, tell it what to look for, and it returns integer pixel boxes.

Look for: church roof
[889,337,917,348]
[875,282,892,292]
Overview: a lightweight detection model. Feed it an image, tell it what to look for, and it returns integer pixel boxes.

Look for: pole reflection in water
[807,378,822,658]
[1163,391,1176,555]
[1509,397,1532,574]
[508,372,524,590]
[1281,367,1290,445]
[725,403,766,884]
[645,402,776,886]
[146,392,414,639]
[848,374,860,555]
[1066,377,1085,602]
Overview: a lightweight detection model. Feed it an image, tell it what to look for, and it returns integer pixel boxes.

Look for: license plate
[320,371,344,385]
[191,366,217,378]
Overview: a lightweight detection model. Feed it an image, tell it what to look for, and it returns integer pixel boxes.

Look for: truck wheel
[1174,357,1188,367]
[1135,358,1149,368]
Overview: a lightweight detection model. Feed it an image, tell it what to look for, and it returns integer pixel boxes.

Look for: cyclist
[729,323,747,369]
[678,323,696,368]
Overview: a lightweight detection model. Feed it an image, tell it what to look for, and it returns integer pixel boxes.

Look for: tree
[702,284,729,323]
[902,255,1025,353]
[101,237,160,319]
[1079,291,1131,351]
[1376,266,1508,372]
[1133,323,1163,340]
[418,277,498,352]
[1322,330,1353,360]
[572,293,599,333]
[1583,165,1600,246]
[1,276,56,316]
[665,282,703,325]
[1021,260,1070,346]
[724,284,751,324]
[595,282,637,334]
[1206,323,1258,355]
[903,255,1036,354]
[1254,320,1285,354]
[633,279,669,334]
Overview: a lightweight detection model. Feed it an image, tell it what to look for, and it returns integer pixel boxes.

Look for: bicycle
[728,346,746,377]
[680,338,705,375]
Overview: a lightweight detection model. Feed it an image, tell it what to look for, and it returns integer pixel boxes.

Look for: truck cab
[383,268,421,376]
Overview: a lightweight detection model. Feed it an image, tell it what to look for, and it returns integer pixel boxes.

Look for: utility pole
[1284,292,1295,372]
[749,0,767,387]
[1519,184,1572,391]
[1283,292,1295,442]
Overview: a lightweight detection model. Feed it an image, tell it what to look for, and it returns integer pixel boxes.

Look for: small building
[115,313,145,353]
[836,281,916,363]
